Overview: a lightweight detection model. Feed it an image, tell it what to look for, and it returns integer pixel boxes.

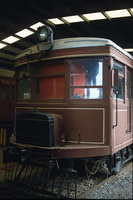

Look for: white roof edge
[15,37,133,60]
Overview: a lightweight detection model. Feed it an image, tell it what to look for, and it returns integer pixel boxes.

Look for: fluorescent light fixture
[83,12,106,21]
[30,22,44,30]
[105,9,131,18]
[48,18,64,25]
[0,43,7,49]
[15,29,34,38]
[2,36,20,44]
[124,48,133,52]
[130,8,133,14]
[62,15,84,23]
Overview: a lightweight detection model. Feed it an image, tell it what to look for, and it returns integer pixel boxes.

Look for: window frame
[69,58,104,100]
[113,60,125,101]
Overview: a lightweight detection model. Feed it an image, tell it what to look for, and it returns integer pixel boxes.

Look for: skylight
[15,29,34,38]
[0,43,7,49]
[48,18,64,25]
[105,9,131,18]
[124,48,133,52]
[2,36,20,44]
[30,22,44,30]
[83,12,106,21]
[62,15,84,23]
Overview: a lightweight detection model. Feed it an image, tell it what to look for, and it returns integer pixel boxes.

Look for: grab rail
[113,90,118,128]
[126,82,132,133]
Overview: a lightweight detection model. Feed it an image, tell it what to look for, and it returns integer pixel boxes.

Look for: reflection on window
[17,65,30,77]
[70,59,103,99]
[34,62,65,99]
[127,71,133,100]
[113,62,124,75]
[18,79,31,99]
[35,75,64,99]
[117,77,124,99]
[12,86,15,100]
[70,59,103,86]
[113,61,124,100]
[70,88,103,99]
[1,85,9,100]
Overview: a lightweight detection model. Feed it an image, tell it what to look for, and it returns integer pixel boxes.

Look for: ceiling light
[124,48,133,52]
[15,29,34,38]
[48,18,64,25]
[30,22,44,30]
[83,12,106,21]
[105,9,131,18]
[130,8,133,14]
[62,15,84,23]
[2,36,20,44]
[0,43,7,49]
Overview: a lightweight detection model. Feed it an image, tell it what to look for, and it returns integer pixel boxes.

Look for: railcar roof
[15,37,133,60]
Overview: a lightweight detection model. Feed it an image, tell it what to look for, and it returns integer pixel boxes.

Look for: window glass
[127,70,133,100]
[117,77,124,99]
[35,75,64,99]
[34,62,64,75]
[70,59,103,99]
[34,62,65,99]
[113,61,124,100]
[1,85,9,100]
[12,86,14,100]
[18,79,31,99]
[17,65,28,77]
[70,88,103,99]
[113,62,124,75]
[70,59,103,86]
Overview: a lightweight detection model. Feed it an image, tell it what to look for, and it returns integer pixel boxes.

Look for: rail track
[1,147,132,199]
[77,161,132,199]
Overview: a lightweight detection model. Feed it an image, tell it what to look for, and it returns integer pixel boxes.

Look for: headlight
[37,26,52,42]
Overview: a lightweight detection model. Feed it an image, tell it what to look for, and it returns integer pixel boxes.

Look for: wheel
[112,151,123,174]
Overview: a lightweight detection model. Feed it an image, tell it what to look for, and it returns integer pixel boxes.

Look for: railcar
[7,26,133,175]
[0,68,15,122]
[0,68,14,145]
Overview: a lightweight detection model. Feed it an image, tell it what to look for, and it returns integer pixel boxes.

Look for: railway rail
[77,161,132,199]
[2,146,132,199]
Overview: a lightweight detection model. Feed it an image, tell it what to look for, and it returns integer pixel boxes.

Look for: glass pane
[114,77,124,99]
[1,85,9,100]
[35,75,64,99]
[34,62,65,74]
[17,65,31,77]
[18,79,31,99]
[127,70,133,100]
[70,88,103,99]
[113,61,124,75]
[12,86,14,100]
[70,59,103,86]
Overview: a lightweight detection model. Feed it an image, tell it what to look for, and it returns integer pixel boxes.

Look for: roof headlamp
[37,25,53,51]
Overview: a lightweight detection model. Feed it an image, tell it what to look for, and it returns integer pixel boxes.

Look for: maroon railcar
[9,27,133,174]
[0,68,14,145]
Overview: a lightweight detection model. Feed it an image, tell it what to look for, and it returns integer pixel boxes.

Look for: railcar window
[113,62,124,75]
[127,70,133,100]
[17,65,31,77]
[1,85,9,100]
[34,62,65,99]
[12,86,15,100]
[70,59,103,99]
[113,61,124,100]
[18,79,31,99]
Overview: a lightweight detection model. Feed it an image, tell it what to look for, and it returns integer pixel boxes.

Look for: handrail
[126,82,132,133]
[113,91,118,128]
